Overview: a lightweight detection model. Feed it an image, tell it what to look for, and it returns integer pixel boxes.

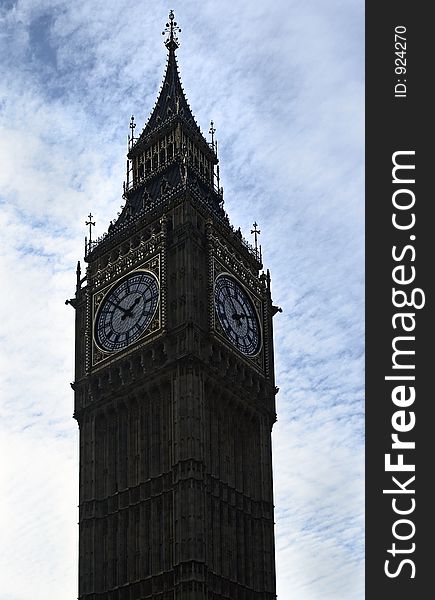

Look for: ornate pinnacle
[209,120,216,151]
[85,212,95,255]
[128,115,136,150]
[162,10,181,51]
[251,222,261,261]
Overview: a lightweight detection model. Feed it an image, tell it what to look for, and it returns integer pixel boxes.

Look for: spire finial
[85,212,95,255]
[209,120,216,151]
[128,115,136,150]
[251,222,261,260]
[162,10,181,51]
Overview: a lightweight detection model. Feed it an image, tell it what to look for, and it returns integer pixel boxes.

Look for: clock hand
[107,296,140,321]
[232,312,246,321]
[120,296,141,321]
[126,296,141,311]
[228,298,246,322]
[224,291,248,324]
[226,293,242,320]
[107,298,131,315]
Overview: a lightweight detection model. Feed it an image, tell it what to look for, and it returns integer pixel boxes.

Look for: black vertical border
[366,4,431,599]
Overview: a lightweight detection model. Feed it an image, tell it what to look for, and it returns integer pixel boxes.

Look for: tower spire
[119,10,222,225]
[133,11,204,148]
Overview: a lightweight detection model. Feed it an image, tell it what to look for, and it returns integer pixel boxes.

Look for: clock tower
[71,11,279,600]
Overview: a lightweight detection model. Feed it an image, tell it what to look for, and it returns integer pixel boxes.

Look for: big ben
[70,11,279,600]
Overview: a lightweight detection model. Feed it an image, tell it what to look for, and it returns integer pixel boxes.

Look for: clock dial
[95,271,159,353]
[214,274,261,356]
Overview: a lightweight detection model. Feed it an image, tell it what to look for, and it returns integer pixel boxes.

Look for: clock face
[95,271,159,353]
[214,274,261,356]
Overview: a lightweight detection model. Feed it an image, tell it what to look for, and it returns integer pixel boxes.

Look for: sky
[0,1,364,598]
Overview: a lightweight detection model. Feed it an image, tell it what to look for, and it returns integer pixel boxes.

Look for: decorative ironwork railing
[85,180,260,265]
